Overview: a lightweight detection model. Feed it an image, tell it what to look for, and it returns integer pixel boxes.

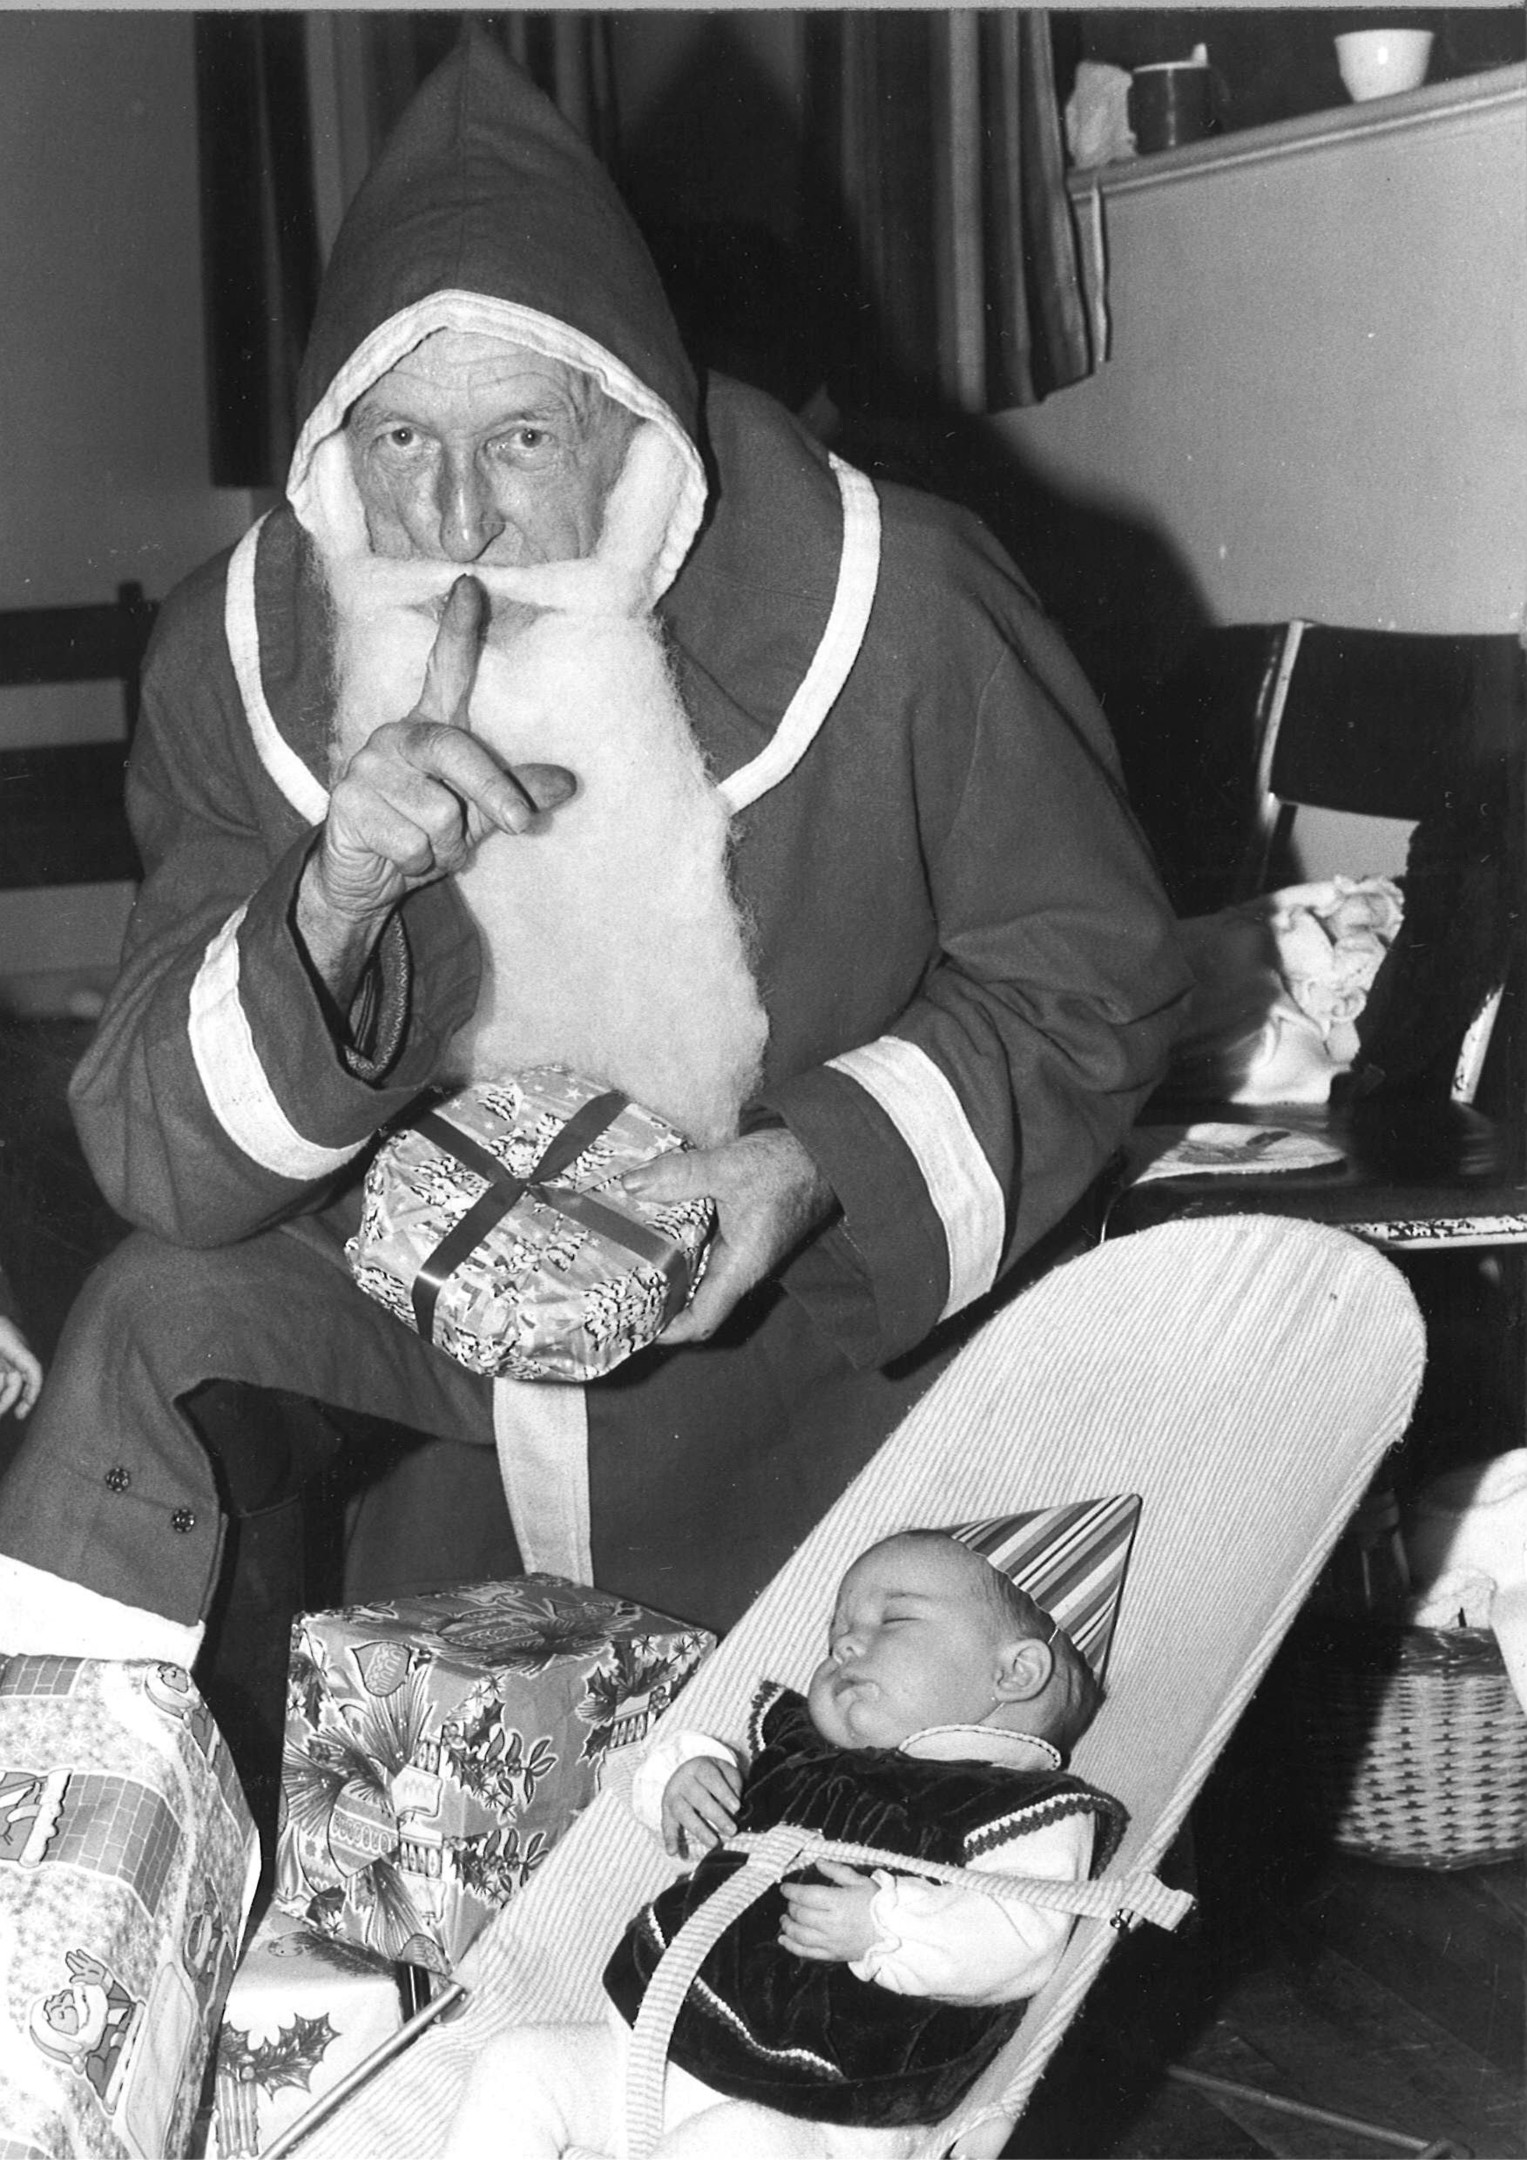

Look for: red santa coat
[58,40,1187,1630]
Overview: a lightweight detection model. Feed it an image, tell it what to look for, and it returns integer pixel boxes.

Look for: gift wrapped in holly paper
[346,1068,715,1381]
[200,1906,409,2160]
[276,1575,713,1974]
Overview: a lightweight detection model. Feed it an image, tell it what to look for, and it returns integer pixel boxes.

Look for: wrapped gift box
[0,1657,257,2160]
[276,1576,713,1972]
[347,1067,715,1381]
[199,1906,407,2160]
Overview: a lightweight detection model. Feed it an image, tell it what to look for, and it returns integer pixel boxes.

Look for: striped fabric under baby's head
[948,1495,1143,1683]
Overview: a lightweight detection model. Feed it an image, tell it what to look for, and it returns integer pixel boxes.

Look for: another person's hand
[660,1754,743,1859]
[779,1861,878,1963]
[297,573,576,994]
[0,1317,42,1421]
[621,1128,836,1344]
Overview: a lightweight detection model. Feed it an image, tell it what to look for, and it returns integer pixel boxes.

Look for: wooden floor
[0,1013,1521,2160]
[1012,1742,1525,2160]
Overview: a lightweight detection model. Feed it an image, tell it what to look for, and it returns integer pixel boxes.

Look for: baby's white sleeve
[628,1730,740,1835]
[848,1812,1095,2004]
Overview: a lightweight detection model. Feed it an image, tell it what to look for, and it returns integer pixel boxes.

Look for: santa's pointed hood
[286,33,707,604]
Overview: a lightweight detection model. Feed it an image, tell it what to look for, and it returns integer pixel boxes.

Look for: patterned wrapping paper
[0,1658,258,2160]
[196,1906,408,2160]
[276,1576,713,1975]
[346,1068,715,1382]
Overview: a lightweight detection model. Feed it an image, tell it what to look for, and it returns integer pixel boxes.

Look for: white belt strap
[622,1822,1194,2160]
[492,1378,593,1583]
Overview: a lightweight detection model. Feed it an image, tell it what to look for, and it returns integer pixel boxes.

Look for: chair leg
[1165,2064,1473,2157]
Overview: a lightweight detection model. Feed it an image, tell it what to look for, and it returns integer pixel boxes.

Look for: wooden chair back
[0,581,157,887]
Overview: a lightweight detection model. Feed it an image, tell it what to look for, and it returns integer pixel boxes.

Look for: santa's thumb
[620,1148,719,1204]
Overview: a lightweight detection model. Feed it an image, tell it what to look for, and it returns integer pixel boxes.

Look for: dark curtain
[195,12,619,491]
[195,14,322,488]
[359,12,618,164]
[496,13,620,170]
[803,10,1095,416]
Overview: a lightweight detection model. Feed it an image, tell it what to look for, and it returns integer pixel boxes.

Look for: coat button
[105,1466,130,1493]
[170,1508,197,1534]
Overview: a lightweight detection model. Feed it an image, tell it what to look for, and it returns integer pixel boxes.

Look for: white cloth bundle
[1405,1450,1527,1715]
[1172,875,1403,1105]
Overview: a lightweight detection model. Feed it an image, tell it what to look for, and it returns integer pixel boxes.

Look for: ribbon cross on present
[409,1090,693,1347]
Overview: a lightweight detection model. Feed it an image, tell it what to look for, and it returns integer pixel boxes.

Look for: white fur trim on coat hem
[718,459,881,815]
[493,1377,593,1583]
[188,906,364,1182]
[226,518,333,825]
[826,1038,1006,1320]
[0,1557,203,1667]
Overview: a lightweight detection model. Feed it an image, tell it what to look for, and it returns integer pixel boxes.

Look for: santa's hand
[298,574,575,991]
[0,1318,42,1421]
[778,1862,878,1963]
[660,1754,743,1858]
[621,1128,836,1343]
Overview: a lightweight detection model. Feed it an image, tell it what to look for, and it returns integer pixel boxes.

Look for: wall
[0,11,252,1001]
[999,72,1527,637]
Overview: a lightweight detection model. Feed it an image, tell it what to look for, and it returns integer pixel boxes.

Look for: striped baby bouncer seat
[298,1213,1424,2160]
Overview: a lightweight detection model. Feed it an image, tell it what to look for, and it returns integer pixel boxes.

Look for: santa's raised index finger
[414,573,487,727]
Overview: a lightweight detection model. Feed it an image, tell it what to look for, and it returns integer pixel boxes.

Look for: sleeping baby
[444,1529,1126,2158]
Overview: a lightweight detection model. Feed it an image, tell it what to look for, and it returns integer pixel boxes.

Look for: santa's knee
[67,1230,275,1374]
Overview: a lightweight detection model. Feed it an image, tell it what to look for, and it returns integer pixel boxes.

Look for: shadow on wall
[618,14,1211,898]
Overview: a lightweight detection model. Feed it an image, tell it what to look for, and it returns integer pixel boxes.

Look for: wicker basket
[1287,1617,1527,1869]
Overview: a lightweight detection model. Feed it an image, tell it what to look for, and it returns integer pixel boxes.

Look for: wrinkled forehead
[347,328,607,428]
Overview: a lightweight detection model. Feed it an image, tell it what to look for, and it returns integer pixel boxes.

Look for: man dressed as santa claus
[0,38,1187,1796]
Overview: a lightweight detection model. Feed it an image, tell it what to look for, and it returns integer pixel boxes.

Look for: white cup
[1335,28,1434,102]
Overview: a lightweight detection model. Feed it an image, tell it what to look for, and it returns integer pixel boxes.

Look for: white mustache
[329,550,649,629]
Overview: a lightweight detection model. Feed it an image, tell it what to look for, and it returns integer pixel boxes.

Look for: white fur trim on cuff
[0,1557,203,1667]
[226,518,333,825]
[719,458,881,815]
[493,1375,592,1582]
[826,1037,1005,1320]
[188,906,365,1182]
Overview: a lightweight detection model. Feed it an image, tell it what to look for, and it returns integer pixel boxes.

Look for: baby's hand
[778,1860,878,1963]
[660,1754,742,1859]
[0,1319,41,1421]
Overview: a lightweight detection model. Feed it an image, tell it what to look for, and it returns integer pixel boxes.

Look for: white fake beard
[321,554,769,1147]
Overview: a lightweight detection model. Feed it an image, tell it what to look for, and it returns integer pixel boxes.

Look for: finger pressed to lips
[417,574,488,723]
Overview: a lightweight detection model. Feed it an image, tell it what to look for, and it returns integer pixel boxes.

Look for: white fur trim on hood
[287,292,707,604]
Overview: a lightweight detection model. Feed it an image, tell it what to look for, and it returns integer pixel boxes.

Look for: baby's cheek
[805,1670,842,1741]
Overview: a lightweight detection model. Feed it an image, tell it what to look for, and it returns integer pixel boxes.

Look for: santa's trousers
[0,1221,518,1810]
